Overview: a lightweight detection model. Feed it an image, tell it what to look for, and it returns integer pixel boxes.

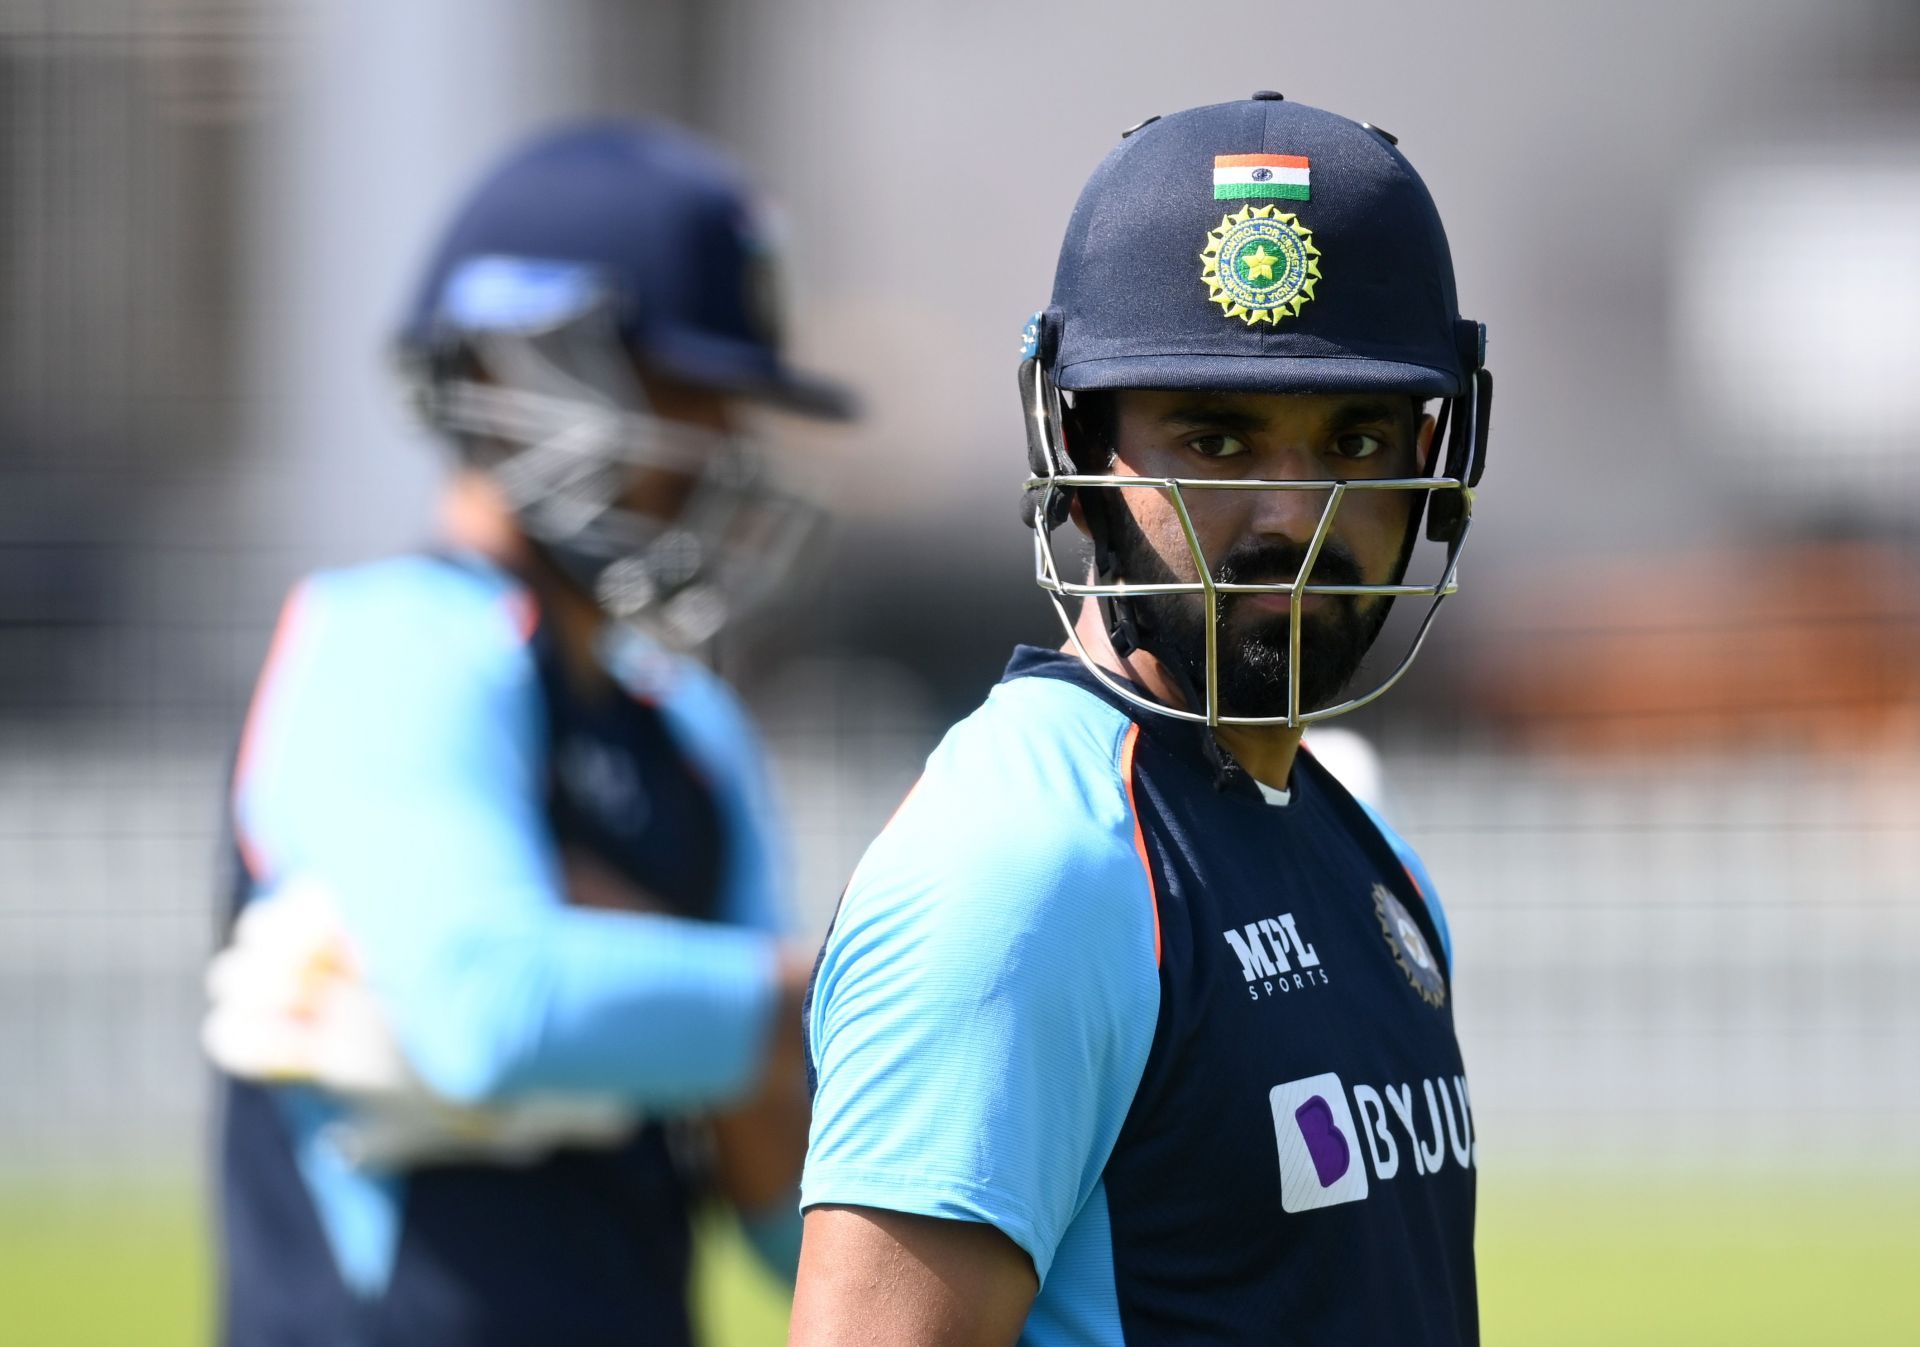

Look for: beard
[1100,503,1392,719]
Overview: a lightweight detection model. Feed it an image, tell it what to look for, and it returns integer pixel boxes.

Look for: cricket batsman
[205,120,853,1347]
[792,93,1490,1345]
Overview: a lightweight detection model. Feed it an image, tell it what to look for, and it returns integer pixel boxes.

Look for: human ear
[1416,413,1439,473]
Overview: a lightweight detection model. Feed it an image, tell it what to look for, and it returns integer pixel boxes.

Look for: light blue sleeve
[648,656,791,937]
[800,681,1162,1284]
[1356,798,1453,971]
[629,639,804,1280]
[234,558,780,1108]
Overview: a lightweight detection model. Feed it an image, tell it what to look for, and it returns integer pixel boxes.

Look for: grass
[1477,1174,1920,1346]
[1,1175,1914,1345]
[0,1186,208,1347]
[0,1184,791,1347]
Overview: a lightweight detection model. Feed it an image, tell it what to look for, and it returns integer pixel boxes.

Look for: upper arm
[234,565,779,1106]
[234,565,555,963]
[789,1205,1037,1347]
[801,707,1161,1286]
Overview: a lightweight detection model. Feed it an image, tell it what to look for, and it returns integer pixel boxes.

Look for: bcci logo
[1373,883,1446,1009]
[1200,204,1320,327]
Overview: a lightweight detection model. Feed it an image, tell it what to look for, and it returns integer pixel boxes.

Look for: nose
[1243,446,1338,550]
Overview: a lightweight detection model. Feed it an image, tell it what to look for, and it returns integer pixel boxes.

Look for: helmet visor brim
[643,327,859,422]
[1053,352,1460,399]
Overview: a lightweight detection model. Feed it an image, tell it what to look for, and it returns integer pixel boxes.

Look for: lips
[1237,590,1333,614]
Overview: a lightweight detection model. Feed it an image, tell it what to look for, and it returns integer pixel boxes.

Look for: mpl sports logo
[1222,912,1329,1000]
[1268,1071,1476,1213]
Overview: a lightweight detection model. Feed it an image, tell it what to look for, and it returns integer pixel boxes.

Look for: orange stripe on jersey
[882,776,924,833]
[231,582,311,882]
[1118,723,1162,966]
[500,588,540,645]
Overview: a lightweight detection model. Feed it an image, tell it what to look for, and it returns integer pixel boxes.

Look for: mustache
[1214,539,1366,590]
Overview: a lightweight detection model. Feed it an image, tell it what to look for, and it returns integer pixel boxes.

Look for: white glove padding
[322,1093,640,1171]
[204,876,416,1093]
[204,876,639,1170]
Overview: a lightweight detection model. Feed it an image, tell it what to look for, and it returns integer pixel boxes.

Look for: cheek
[1130,491,1245,574]
[1339,493,1416,580]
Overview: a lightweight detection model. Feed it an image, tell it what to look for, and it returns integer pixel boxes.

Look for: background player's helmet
[397,120,855,647]
[1020,94,1491,727]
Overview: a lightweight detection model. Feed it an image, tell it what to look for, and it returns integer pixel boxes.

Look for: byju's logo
[1269,1071,1476,1215]
[1268,1073,1369,1212]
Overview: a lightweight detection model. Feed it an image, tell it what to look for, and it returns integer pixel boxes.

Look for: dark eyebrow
[1157,401,1272,435]
[1323,398,1417,437]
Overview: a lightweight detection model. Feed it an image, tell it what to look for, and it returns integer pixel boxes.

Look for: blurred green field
[2,1175,1915,1345]
[1477,1176,1920,1346]
[0,1186,789,1347]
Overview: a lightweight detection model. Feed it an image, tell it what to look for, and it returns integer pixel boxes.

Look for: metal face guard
[1028,471,1473,729]
[429,374,822,650]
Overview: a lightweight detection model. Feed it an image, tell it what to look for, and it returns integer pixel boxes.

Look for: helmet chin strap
[1089,524,1141,661]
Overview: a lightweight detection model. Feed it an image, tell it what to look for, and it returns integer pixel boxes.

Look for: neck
[1211,721,1304,793]
[1067,598,1304,791]
[439,471,611,694]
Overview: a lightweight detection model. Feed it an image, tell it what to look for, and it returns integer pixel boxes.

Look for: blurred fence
[1401,745,1920,1172]
[3,658,1917,1181]
[3,0,1919,1201]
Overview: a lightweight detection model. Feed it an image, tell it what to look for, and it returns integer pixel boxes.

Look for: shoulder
[234,555,545,872]
[1349,793,1453,968]
[291,553,533,671]
[607,628,751,735]
[919,673,1137,830]
[252,554,542,727]
[866,673,1138,877]
[831,674,1150,970]
[603,628,762,779]
[241,553,541,778]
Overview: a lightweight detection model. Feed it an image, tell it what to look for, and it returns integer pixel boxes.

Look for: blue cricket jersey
[218,552,792,1347]
[803,646,1476,1346]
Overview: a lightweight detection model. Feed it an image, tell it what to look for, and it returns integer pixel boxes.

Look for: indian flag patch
[1214,153,1310,201]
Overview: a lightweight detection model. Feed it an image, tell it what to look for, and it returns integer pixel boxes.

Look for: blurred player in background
[204,121,853,1347]
[793,94,1490,1345]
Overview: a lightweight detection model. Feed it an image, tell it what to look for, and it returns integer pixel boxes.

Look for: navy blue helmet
[1020,94,1491,727]
[399,120,852,419]
[398,120,853,646]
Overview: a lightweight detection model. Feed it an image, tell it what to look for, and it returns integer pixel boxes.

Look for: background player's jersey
[804,647,1476,1346]
[219,552,790,1347]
